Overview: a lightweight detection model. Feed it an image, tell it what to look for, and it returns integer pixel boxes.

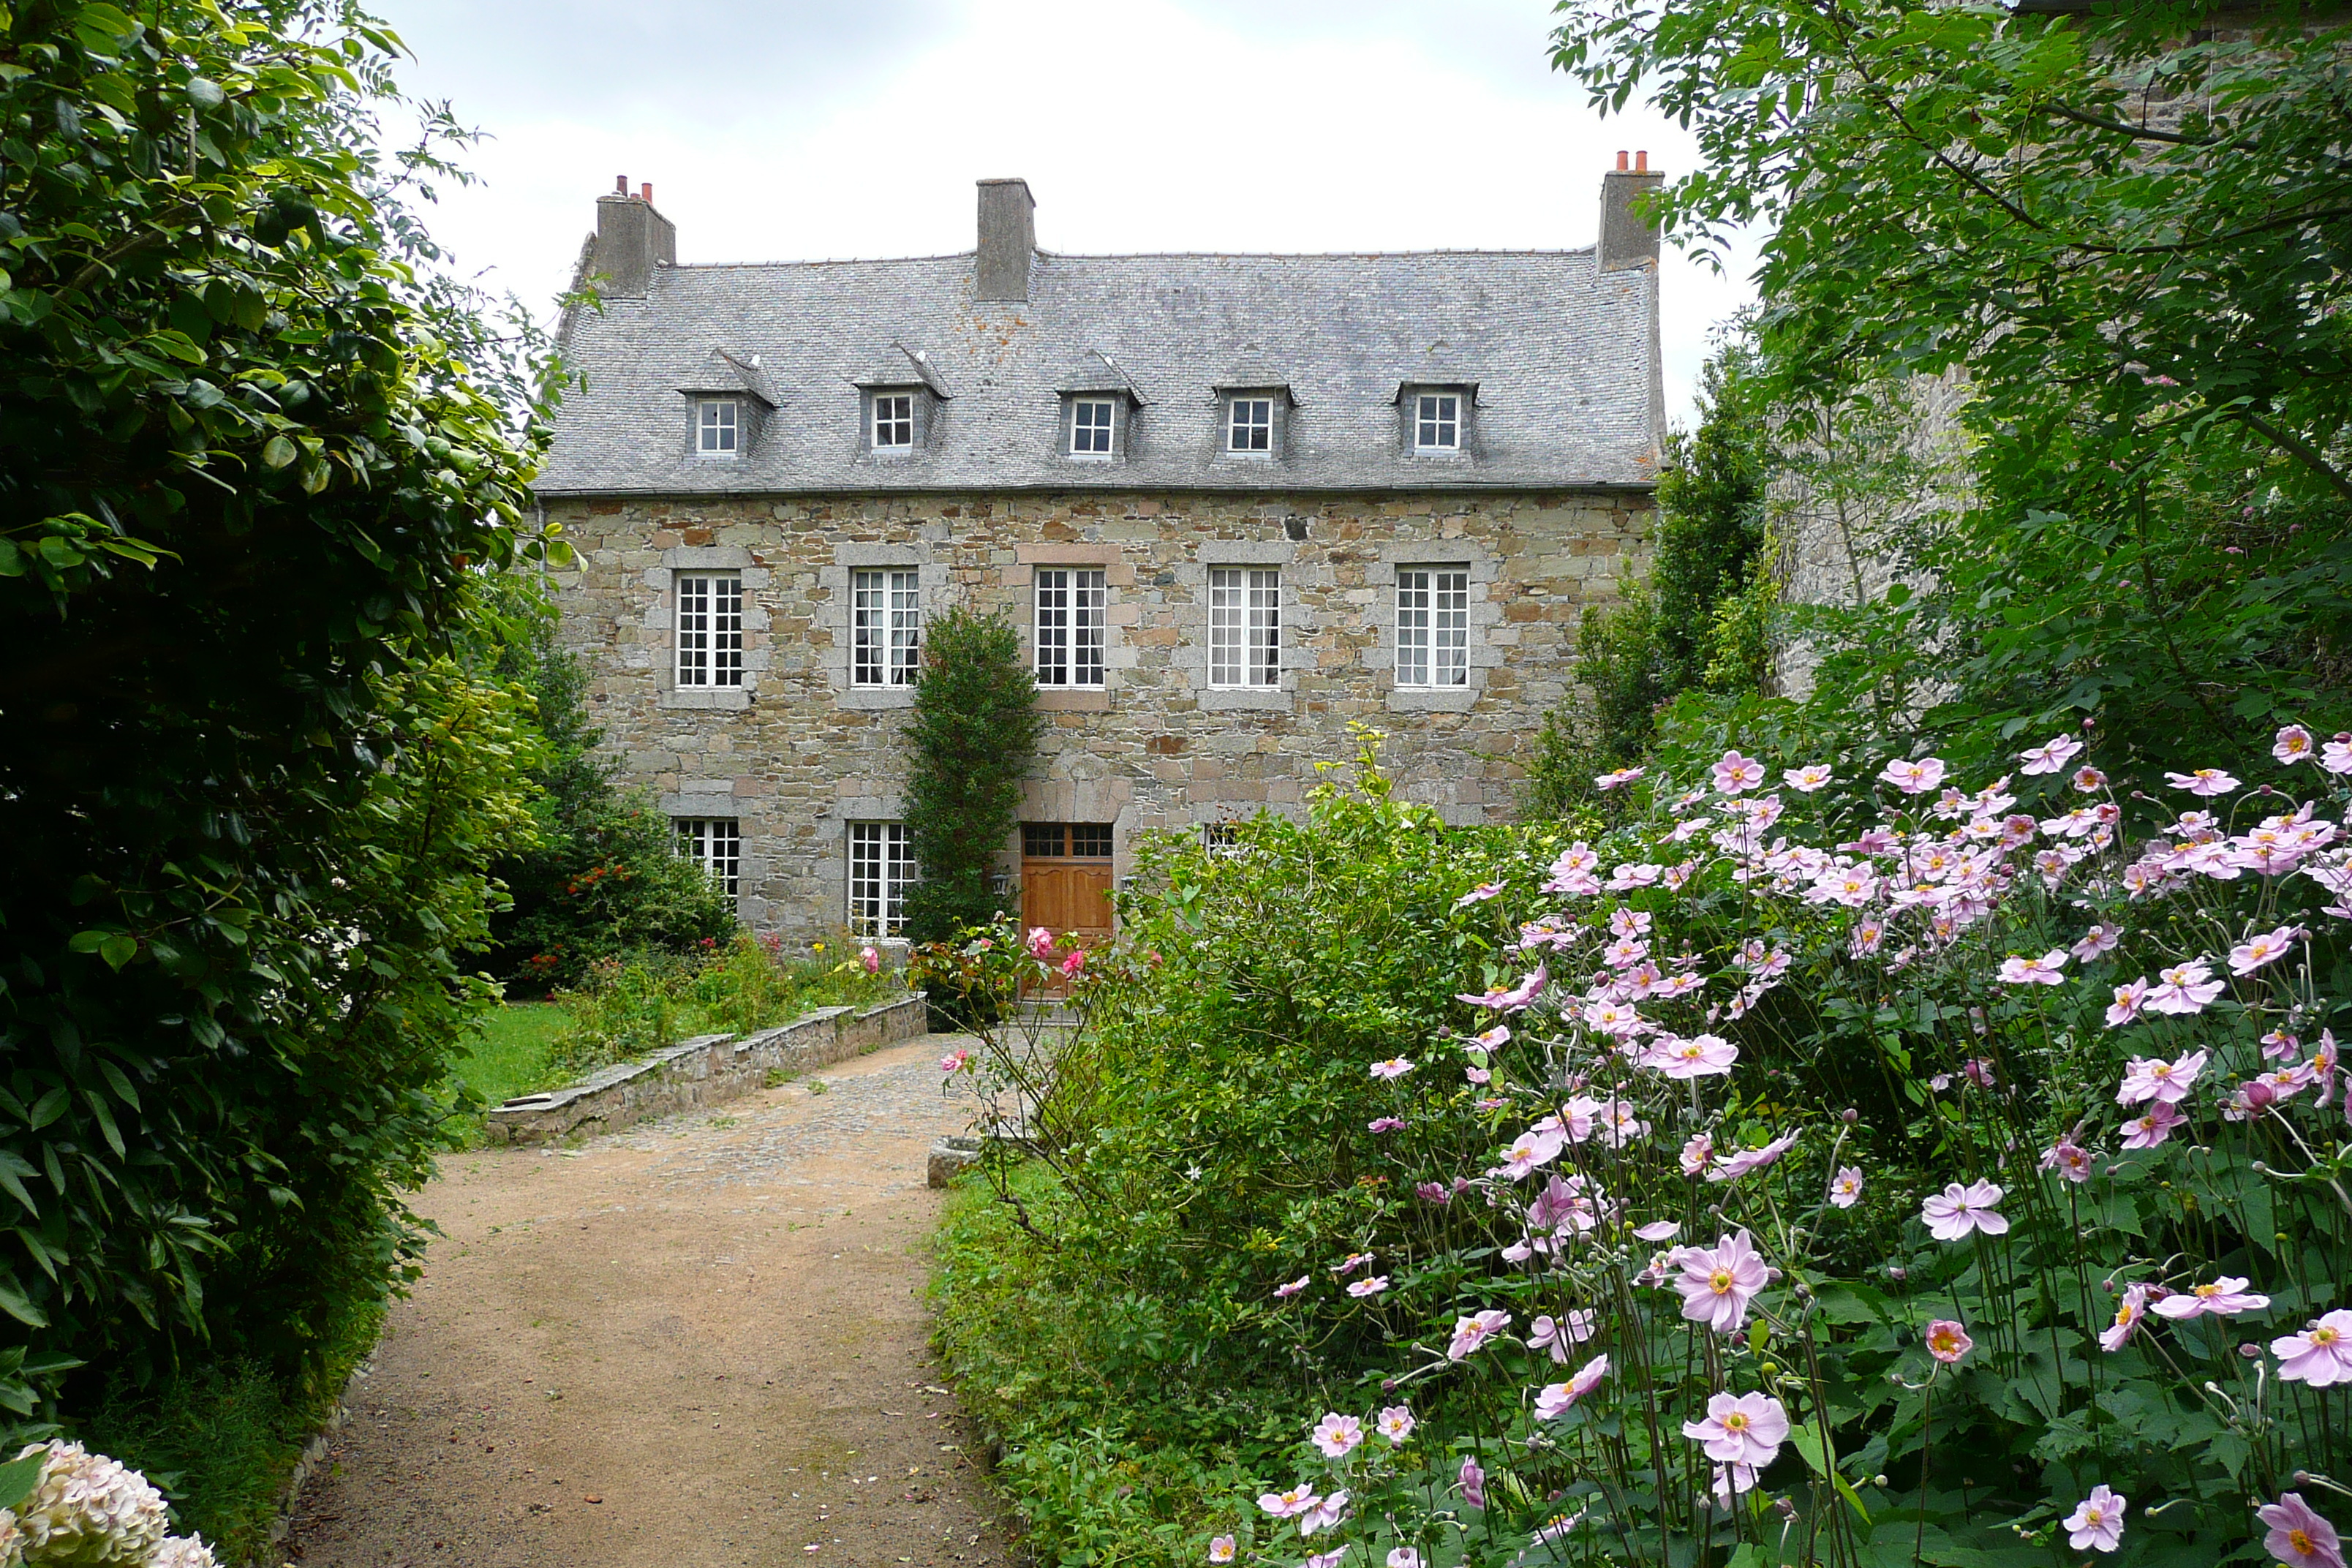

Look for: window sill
[1387,685,1477,713]
[1065,453,1119,464]
[1035,687,1111,712]
[658,687,752,712]
[839,685,918,711]
[1201,687,1292,712]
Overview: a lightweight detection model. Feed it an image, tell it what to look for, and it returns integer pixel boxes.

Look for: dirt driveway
[282,1035,1014,1568]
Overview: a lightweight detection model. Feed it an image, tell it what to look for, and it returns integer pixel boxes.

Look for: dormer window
[697,398,739,456]
[1071,399,1117,458]
[1397,382,1476,457]
[1227,397,1273,453]
[1414,393,1460,452]
[872,393,915,450]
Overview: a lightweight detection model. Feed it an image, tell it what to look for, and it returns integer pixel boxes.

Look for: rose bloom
[2259,1491,2346,1568]
[2152,1276,2270,1320]
[1830,1166,1864,1208]
[1208,1535,1237,1564]
[2065,1485,2127,1553]
[1311,1412,1365,1458]
[1921,1180,2009,1241]
[1375,1404,1415,1444]
[1673,1230,1771,1335]
[939,1049,971,1074]
[2100,1284,2151,1352]
[1681,1390,1790,1468]
[2274,1310,2352,1387]
[1026,926,1057,959]
[1447,1308,1511,1360]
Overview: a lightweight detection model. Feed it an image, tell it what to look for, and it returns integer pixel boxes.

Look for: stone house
[535,165,1669,945]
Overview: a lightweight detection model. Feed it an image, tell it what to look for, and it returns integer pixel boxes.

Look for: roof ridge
[660,245,1601,272]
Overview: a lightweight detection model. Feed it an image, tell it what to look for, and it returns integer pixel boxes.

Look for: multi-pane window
[1201,822,1242,857]
[1395,566,1470,687]
[1024,823,1114,858]
[1071,399,1115,456]
[674,818,742,895]
[1227,397,1273,453]
[675,573,744,688]
[697,399,739,456]
[848,821,913,937]
[1208,568,1281,688]
[1033,568,1107,687]
[1414,393,1460,452]
[872,393,914,449]
[851,568,921,687]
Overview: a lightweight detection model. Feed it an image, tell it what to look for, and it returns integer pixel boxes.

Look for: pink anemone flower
[1681,1390,1789,1468]
[2065,1485,2127,1553]
[2273,1310,2352,1387]
[2259,1492,2346,1568]
[1673,1230,1770,1334]
[1921,1180,2008,1241]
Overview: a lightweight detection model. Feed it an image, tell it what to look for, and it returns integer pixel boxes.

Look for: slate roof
[539,247,1660,496]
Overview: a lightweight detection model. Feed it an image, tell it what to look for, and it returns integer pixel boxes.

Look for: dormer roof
[674,347,777,408]
[1056,350,1147,403]
[851,343,951,399]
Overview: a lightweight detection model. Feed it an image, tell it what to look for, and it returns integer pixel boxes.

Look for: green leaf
[95,1059,138,1111]
[0,1281,47,1330]
[0,1156,39,1218]
[98,932,136,970]
[0,538,20,576]
[0,1452,42,1509]
[260,434,298,469]
[26,1090,67,1133]
[82,1092,125,1159]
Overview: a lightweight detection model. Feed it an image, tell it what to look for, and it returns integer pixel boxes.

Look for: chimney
[1597,151,1665,273]
[589,176,676,298]
[975,178,1036,302]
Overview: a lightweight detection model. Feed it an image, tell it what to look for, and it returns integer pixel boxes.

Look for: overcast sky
[369,0,1758,427]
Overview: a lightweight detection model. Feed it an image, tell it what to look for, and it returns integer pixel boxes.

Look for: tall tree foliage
[902,609,1044,945]
[1528,339,1777,813]
[0,0,557,1419]
[1550,0,2352,771]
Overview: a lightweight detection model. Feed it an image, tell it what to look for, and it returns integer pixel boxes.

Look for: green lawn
[447,1000,570,1109]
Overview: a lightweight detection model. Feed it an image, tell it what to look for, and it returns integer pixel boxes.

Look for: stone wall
[480,992,930,1146]
[541,487,1651,939]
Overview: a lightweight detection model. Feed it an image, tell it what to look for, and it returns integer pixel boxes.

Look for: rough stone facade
[546,486,1651,941]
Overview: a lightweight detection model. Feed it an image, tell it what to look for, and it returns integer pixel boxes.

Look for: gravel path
[281,1036,1014,1568]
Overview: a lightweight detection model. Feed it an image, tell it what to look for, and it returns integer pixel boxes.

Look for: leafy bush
[475,575,738,991]
[933,730,2352,1566]
[903,608,1045,945]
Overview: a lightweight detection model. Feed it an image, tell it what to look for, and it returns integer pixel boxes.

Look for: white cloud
[375,0,1756,426]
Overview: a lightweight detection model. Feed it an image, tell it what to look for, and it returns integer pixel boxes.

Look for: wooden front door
[1021,823,1115,960]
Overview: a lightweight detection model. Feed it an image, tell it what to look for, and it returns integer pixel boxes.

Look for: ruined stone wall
[540,487,1651,940]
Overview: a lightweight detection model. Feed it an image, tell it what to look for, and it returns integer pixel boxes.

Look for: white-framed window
[872,393,915,450]
[1395,565,1469,687]
[851,568,921,687]
[1202,822,1242,857]
[696,399,739,456]
[675,818,742,895]
[1227,396,1273,453]
[1208,567,1281,688]
[848,821,914,937]
[1414,393,1460,453]
[1071,399,1116,457]
[675,572,744,688]
[1034,567,1107,688]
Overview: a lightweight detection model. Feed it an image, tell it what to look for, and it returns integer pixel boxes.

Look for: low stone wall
[481,992,928,1147]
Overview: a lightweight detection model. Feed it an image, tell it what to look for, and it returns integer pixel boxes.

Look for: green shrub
[548,935,900,1077]
[902,608,1044,945]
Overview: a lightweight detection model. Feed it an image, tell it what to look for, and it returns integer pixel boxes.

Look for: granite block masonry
[544,487,1653,939]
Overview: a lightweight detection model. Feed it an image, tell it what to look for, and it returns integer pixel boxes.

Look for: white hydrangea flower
[0,1509,23,1568]
[11,1441,169,1566]
[146,1537,219,1568]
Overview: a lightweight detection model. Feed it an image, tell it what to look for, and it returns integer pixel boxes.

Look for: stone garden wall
[481,992,929,1146]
